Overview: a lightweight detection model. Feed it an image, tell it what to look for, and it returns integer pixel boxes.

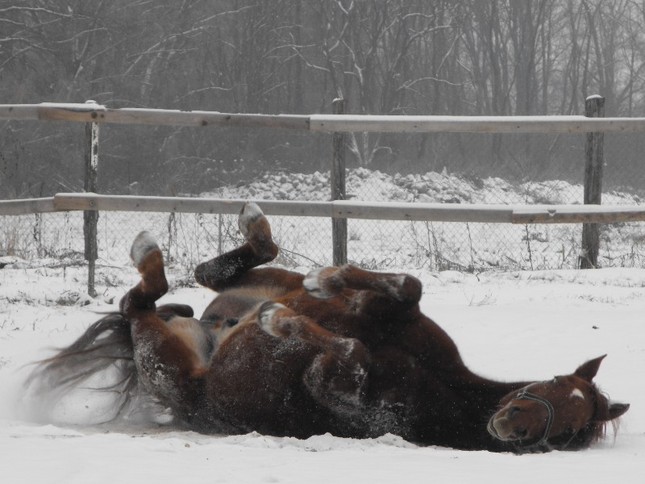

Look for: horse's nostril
[515,428,528,439]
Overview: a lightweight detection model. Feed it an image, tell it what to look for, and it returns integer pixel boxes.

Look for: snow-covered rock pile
[196,168,644,271]
[203,167,641,207]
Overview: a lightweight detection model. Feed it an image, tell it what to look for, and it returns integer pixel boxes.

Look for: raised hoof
[238,202,278,261]
[303,267,344,299]
[258,301,290,338]
[238,202,265,238]
[130,231,160,266]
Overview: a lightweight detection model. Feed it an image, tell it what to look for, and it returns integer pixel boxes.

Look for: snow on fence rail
[2,193,645,225]
[3,102,645,133]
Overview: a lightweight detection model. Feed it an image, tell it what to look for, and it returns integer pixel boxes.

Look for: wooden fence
[4,193,645,224]
[3,101,645,133]
[1,97,644,293]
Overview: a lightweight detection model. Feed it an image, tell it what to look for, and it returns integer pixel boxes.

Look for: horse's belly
[203,327,324,436]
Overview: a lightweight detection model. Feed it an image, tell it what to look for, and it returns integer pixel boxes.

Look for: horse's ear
[607,402,630,420]
[594,400,630,422]
[574,354,606,382]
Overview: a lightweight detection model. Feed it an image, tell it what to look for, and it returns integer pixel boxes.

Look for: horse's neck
[455,368,530,407]
[433,370,531,451]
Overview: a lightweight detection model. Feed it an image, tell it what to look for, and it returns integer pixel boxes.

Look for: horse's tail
[26,312,144,422]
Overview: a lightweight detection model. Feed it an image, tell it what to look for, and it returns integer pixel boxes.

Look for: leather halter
[515,388,555,448]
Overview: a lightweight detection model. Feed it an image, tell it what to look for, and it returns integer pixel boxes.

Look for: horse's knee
[399,274,422,305]
[157,303,194,319]
[194,260,216,289]
[304,338,370,410]
[194,255,244,291]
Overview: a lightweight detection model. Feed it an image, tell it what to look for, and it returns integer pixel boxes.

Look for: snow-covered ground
[1,260,644,483]
[1,169,644,482]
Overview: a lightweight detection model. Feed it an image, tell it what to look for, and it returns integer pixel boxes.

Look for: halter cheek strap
[516,390,555,447]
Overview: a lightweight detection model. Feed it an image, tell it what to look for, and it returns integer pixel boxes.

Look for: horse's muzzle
[487,415,526,441]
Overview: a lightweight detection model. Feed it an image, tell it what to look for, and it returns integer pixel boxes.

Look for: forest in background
[2,0,645,198]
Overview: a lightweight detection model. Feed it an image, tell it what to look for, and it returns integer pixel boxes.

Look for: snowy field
[1,260,644,483]
[1,169,644,482]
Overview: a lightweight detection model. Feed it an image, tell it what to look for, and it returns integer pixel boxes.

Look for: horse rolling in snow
[31,202,629,452]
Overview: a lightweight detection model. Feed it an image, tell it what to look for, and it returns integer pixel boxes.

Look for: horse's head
[487,355,629,452]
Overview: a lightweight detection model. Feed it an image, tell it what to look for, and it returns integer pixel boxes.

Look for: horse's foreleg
[258,302,370,412]
[121,232,207,412]
[304,265,422,307]
[194,202,280,291]
[303,264,467,371]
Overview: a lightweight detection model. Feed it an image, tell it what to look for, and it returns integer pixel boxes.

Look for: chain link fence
[2,128,645,277]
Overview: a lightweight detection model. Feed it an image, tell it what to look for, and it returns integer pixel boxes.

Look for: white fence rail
[3,193,645,225]
[3,102,645,133]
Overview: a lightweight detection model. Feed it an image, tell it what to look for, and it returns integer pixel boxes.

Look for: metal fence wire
[1,128,645,275]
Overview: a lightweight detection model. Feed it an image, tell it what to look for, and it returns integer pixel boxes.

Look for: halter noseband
[515,388,555,448]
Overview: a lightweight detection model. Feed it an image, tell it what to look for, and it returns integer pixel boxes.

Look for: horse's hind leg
[258,302,370,412]
[194,202,281,291]
[121,232,206,411]
[119,232,168,314]
[194,202,304,295]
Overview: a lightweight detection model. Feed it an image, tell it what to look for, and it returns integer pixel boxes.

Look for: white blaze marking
[570,388,585,400]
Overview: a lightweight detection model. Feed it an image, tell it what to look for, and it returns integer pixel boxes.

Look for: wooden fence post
[579,95,605,269]
[331,98,348,266]
[83,100,99,296]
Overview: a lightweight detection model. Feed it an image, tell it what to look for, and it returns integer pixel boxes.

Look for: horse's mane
[26,313,144,421]
[582,386,621,447]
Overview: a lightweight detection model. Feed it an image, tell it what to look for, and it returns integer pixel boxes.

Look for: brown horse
[30,202,629,452]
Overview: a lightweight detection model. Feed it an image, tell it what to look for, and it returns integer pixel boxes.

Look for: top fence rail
[4,102,645,133]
